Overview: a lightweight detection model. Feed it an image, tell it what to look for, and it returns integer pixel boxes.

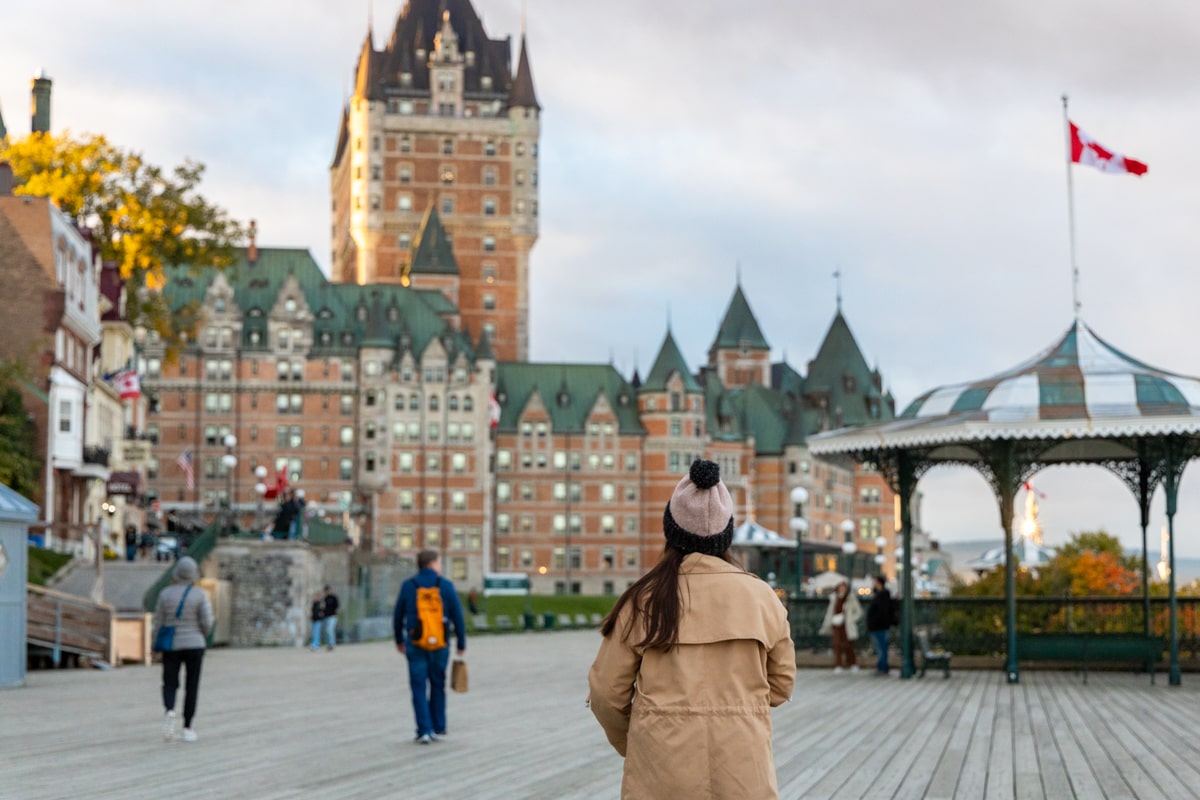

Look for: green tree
[0,363,40,498]
[1,132,242,347]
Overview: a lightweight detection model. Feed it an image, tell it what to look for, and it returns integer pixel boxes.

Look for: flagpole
[1062,93,1080,319]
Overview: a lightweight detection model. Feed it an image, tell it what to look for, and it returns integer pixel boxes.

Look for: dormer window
[356,306,368,322]
[284,298,297,315]
[214,298,226,313]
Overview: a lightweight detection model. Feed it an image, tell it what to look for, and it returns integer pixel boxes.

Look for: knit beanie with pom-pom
[663,459,734,556]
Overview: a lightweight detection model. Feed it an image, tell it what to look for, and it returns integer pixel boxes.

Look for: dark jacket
[393,568,466,651]
[866,587,893,632]
[311,600,326,623]
[323,593,339,617]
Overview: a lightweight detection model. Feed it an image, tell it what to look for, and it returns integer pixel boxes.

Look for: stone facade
[210,541,323,647]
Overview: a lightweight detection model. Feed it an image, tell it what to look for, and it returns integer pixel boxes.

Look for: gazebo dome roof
[811,320,1200,454]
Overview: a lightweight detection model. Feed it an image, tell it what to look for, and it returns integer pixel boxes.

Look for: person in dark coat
[310,591,326,651]
[866,575,893,675]
[322,585,339,650]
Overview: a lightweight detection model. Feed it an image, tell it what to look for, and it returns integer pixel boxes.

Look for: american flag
[177,449,194,490]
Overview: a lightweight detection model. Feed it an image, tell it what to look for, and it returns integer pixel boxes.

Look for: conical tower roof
[711,284,769,352]
[409,206,458,275]
[509,35,540,110]
[642,329,700,392]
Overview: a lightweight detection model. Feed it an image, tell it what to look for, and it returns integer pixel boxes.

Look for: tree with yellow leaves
[2,132,243,346]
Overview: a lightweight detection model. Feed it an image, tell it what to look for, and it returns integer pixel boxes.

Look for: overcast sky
[5,0,1200,557]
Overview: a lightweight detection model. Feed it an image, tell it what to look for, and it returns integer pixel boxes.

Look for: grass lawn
[28,546,72,586]
[463,594,618,632]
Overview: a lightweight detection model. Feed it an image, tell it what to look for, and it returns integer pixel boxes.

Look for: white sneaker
[181,728,198,743]
[162,711,176,741]
[833,667,845,675]
[850,665,860,673]
[414,734,432,745]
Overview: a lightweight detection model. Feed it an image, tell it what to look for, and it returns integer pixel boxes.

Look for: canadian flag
[1069,121,1147,176]
[489,391,502,428]
[114,370,141,401]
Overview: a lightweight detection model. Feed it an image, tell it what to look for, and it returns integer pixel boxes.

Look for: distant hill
[934,539,1200,584]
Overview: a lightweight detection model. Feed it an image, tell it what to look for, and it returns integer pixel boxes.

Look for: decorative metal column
[1163,438,1183,686]
[895,451,917,680]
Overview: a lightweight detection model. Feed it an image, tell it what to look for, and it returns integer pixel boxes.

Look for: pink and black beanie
[663,459,734,556]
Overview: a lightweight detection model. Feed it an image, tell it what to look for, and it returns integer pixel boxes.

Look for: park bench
[557,613,574,630]
[915,628,952,679]
[494,614,515,632]
[1016,633,1163,684]
[471,614,491,633]
[574,613,590,628]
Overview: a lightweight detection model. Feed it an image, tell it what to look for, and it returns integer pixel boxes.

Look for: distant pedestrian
[394,550,466,744]
[154,556,213,743]
[866,575,893,675]
[310,591,326,651]
[588,460,796,799]
[819,580,862,673]
[322,585,339,650]
[467,588,479,616]
[125,525,138,562]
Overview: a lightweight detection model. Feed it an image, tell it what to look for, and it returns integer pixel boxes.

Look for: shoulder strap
[175,584,193,619]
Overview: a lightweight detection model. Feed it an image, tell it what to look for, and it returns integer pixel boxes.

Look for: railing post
[52,597,63,667]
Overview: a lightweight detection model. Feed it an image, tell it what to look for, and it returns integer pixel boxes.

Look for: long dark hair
[600,545,741,651]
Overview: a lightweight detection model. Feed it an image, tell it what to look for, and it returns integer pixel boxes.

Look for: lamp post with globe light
[253,464,269,533]
[839,519,856,579]
[788,487,809,598]
[221,434,238,535]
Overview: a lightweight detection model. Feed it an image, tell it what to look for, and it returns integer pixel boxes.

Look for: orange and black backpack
[409,579,447,651]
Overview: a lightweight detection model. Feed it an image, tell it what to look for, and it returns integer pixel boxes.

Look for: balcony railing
[787,596,1200,660]
[82,446,110,467]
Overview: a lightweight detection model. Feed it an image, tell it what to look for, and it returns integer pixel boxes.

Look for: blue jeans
[323,616,337,648]
[406,646,450,737]
[871,630,890,673]
[311,621,323,649]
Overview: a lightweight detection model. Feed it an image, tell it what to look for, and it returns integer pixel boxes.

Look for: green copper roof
[475,330,495,361]
[161,247,468,361]
[409,207,458,275]
[711,285,769,351]
[806,311,892,428]
[642,330,700,393]
[495,363,643,434]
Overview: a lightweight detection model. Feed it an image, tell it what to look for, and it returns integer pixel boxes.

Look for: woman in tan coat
[588,460,796,799]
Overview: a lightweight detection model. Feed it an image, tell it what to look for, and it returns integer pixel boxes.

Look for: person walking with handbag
[153,557,213,742]
[588,460,797,799]
[819,580,863,673]
[393,550,466,744]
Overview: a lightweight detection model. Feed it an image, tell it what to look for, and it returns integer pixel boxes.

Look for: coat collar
[679,553,747,576]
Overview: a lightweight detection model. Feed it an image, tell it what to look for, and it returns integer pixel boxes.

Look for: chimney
[0,160,12,196]
[31,70,52,134]
[248,219,258,263]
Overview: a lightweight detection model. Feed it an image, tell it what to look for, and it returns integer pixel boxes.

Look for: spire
[509,35,540,109]
[354,31,381,100]
[643,329,700,392]
[711,284,769,352]
[475,328,496,361]
[408,206,459,275]
[833,267,843,312]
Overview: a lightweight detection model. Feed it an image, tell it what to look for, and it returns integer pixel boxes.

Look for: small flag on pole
[1069,121,1148,176]
[489,391,502,428]
[177,449,195,491]
[113,369,141,401]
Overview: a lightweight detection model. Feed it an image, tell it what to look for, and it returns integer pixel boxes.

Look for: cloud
[5,0,1200,556]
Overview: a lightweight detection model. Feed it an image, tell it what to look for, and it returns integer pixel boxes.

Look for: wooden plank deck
[2,630,1200,799]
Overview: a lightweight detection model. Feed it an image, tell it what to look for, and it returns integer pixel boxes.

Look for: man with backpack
[393,550,467,744]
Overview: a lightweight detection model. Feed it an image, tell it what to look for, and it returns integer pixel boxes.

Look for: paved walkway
[50,560,167,611]
[2,631,1199,799]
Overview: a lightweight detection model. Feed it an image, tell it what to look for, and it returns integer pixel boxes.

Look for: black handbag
[153,585,192,653]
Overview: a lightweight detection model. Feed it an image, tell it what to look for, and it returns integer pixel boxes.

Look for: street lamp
[788,487,809,597]
[254,464,269,533]
[840,519,856,578]
[221,434,238,535]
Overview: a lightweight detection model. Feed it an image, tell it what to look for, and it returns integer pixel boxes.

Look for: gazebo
[809,320,1200,684]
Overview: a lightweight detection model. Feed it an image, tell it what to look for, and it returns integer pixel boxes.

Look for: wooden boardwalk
[2,630,1199,799]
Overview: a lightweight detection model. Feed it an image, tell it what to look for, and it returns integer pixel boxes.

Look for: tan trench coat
[588,554,797,799]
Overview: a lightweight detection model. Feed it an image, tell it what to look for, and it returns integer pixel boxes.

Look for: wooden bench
[471,614,491,633]
[494,615,514,632]
[574,613,590,628]
[1016,633,1163,684]
[915,629,952,679]
[557,614,574,630]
